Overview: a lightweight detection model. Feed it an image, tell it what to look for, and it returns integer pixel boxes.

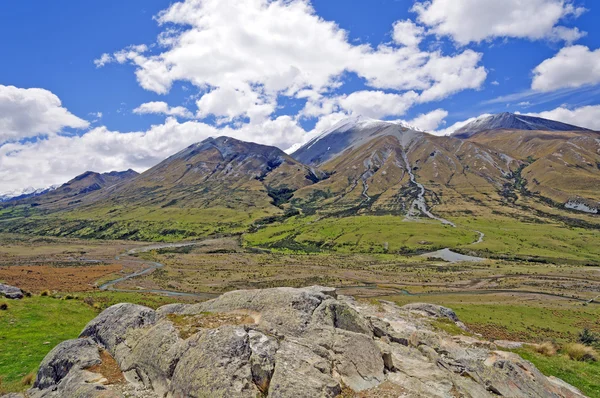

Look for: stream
[97,241,218,299]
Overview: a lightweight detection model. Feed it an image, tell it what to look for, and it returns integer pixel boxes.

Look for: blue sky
[1,0,599,194]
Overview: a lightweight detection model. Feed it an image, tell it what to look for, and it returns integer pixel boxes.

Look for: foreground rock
[0,283,23,299]
[13,286,586,398]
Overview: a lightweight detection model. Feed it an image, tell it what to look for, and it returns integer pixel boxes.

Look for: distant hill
[2,169,139,209]
[452,112,591,138]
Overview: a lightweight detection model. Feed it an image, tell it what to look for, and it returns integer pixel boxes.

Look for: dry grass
[564,343,598,362]
[20,373,34,387]
[534,342,558,357]
[167,312,257,339]
[86,350,125,385]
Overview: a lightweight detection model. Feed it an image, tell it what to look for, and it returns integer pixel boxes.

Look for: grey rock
[312,299,372,335]
[331,329,384,391]
[0,394,25,398]
[0,283,23,299]
[169,326,259,398]
[401,302,460,322]
[268,338,340,398]
[25,286,587,398]
[248,330,279,394]
[79,303,157,356]
[33,338,101,390]
[182,286,328,337]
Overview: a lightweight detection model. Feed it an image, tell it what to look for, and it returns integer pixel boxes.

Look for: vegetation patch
[167,312,256,339]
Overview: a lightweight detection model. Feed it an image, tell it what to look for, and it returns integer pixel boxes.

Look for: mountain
[2,169,139,209]
[2,114,599,242]
[0,185,60,202]
[97,136,325,211]
[452,112,591,138]
[291,117,515,219]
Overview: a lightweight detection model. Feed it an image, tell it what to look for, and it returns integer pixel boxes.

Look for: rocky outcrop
[14,286,587,398]
[0,283,23,299]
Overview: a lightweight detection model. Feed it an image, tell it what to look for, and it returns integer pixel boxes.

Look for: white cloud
[413,0,586,45]
[524,104,600,130]
[406,109,449,131]
[98,0,485,122]
[337,90,420,119]
[133,101,193,118]
[195,86,275,123]
[0,85,89,144]
[392,20,425,47]
[532,46,600,92]
[491,81,500,86]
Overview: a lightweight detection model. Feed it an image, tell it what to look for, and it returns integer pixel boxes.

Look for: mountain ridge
[452,112,592,138]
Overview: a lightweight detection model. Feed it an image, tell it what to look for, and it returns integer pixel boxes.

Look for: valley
[1,113,600,396]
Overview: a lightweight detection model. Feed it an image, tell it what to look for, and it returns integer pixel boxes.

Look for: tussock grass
[565,343,598,362]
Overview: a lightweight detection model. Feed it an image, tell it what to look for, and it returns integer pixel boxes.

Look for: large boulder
[22,286,586,398]
[0,283,23,299]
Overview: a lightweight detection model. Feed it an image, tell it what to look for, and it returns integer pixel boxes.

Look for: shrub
[578,328,599,346]
[564,343,598,362]
[534,342,557,357]
[0,303,8,311]
[40,290,50,297]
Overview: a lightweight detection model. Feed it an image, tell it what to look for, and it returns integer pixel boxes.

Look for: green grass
[0,205,278,242]
[245,215,478,253]
[454,216,600,263]
[515,347,600,398]
[0,296,97,393]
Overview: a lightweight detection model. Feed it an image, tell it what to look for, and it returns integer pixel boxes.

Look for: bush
[534,342,557,357]
[578,328,599,346]
[0,303,7,311]
[564,343,598,362]
[40,290,50,297]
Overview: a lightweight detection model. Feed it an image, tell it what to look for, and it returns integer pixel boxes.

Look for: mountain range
[1,112,598,241]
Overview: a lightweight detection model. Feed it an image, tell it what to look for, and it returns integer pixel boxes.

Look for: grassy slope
[0,297,96,393]
[516,348,600,398]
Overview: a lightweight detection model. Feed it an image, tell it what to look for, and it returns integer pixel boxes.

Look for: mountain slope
[291,118,517,220]
[99,136,324,210]
[467,129,600,212]
[2,169,139,209]
[452,112,591,139]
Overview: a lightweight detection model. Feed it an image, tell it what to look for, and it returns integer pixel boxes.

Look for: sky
[1,0,599,195]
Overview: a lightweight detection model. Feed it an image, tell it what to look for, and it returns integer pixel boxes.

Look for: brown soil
[87,349,125,385]
[0,264,122,293]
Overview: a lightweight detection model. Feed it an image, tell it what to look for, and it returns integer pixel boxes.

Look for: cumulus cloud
[406,109,449,131]
[532,46,600,92]
[413,0,586,45]
[0,85,89,144]
[195,86,275,123]
[97,0,485,121]
[133,101,193,118]
[336,91,420,119]
[392,20,425,47]
[524,104,600,130]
